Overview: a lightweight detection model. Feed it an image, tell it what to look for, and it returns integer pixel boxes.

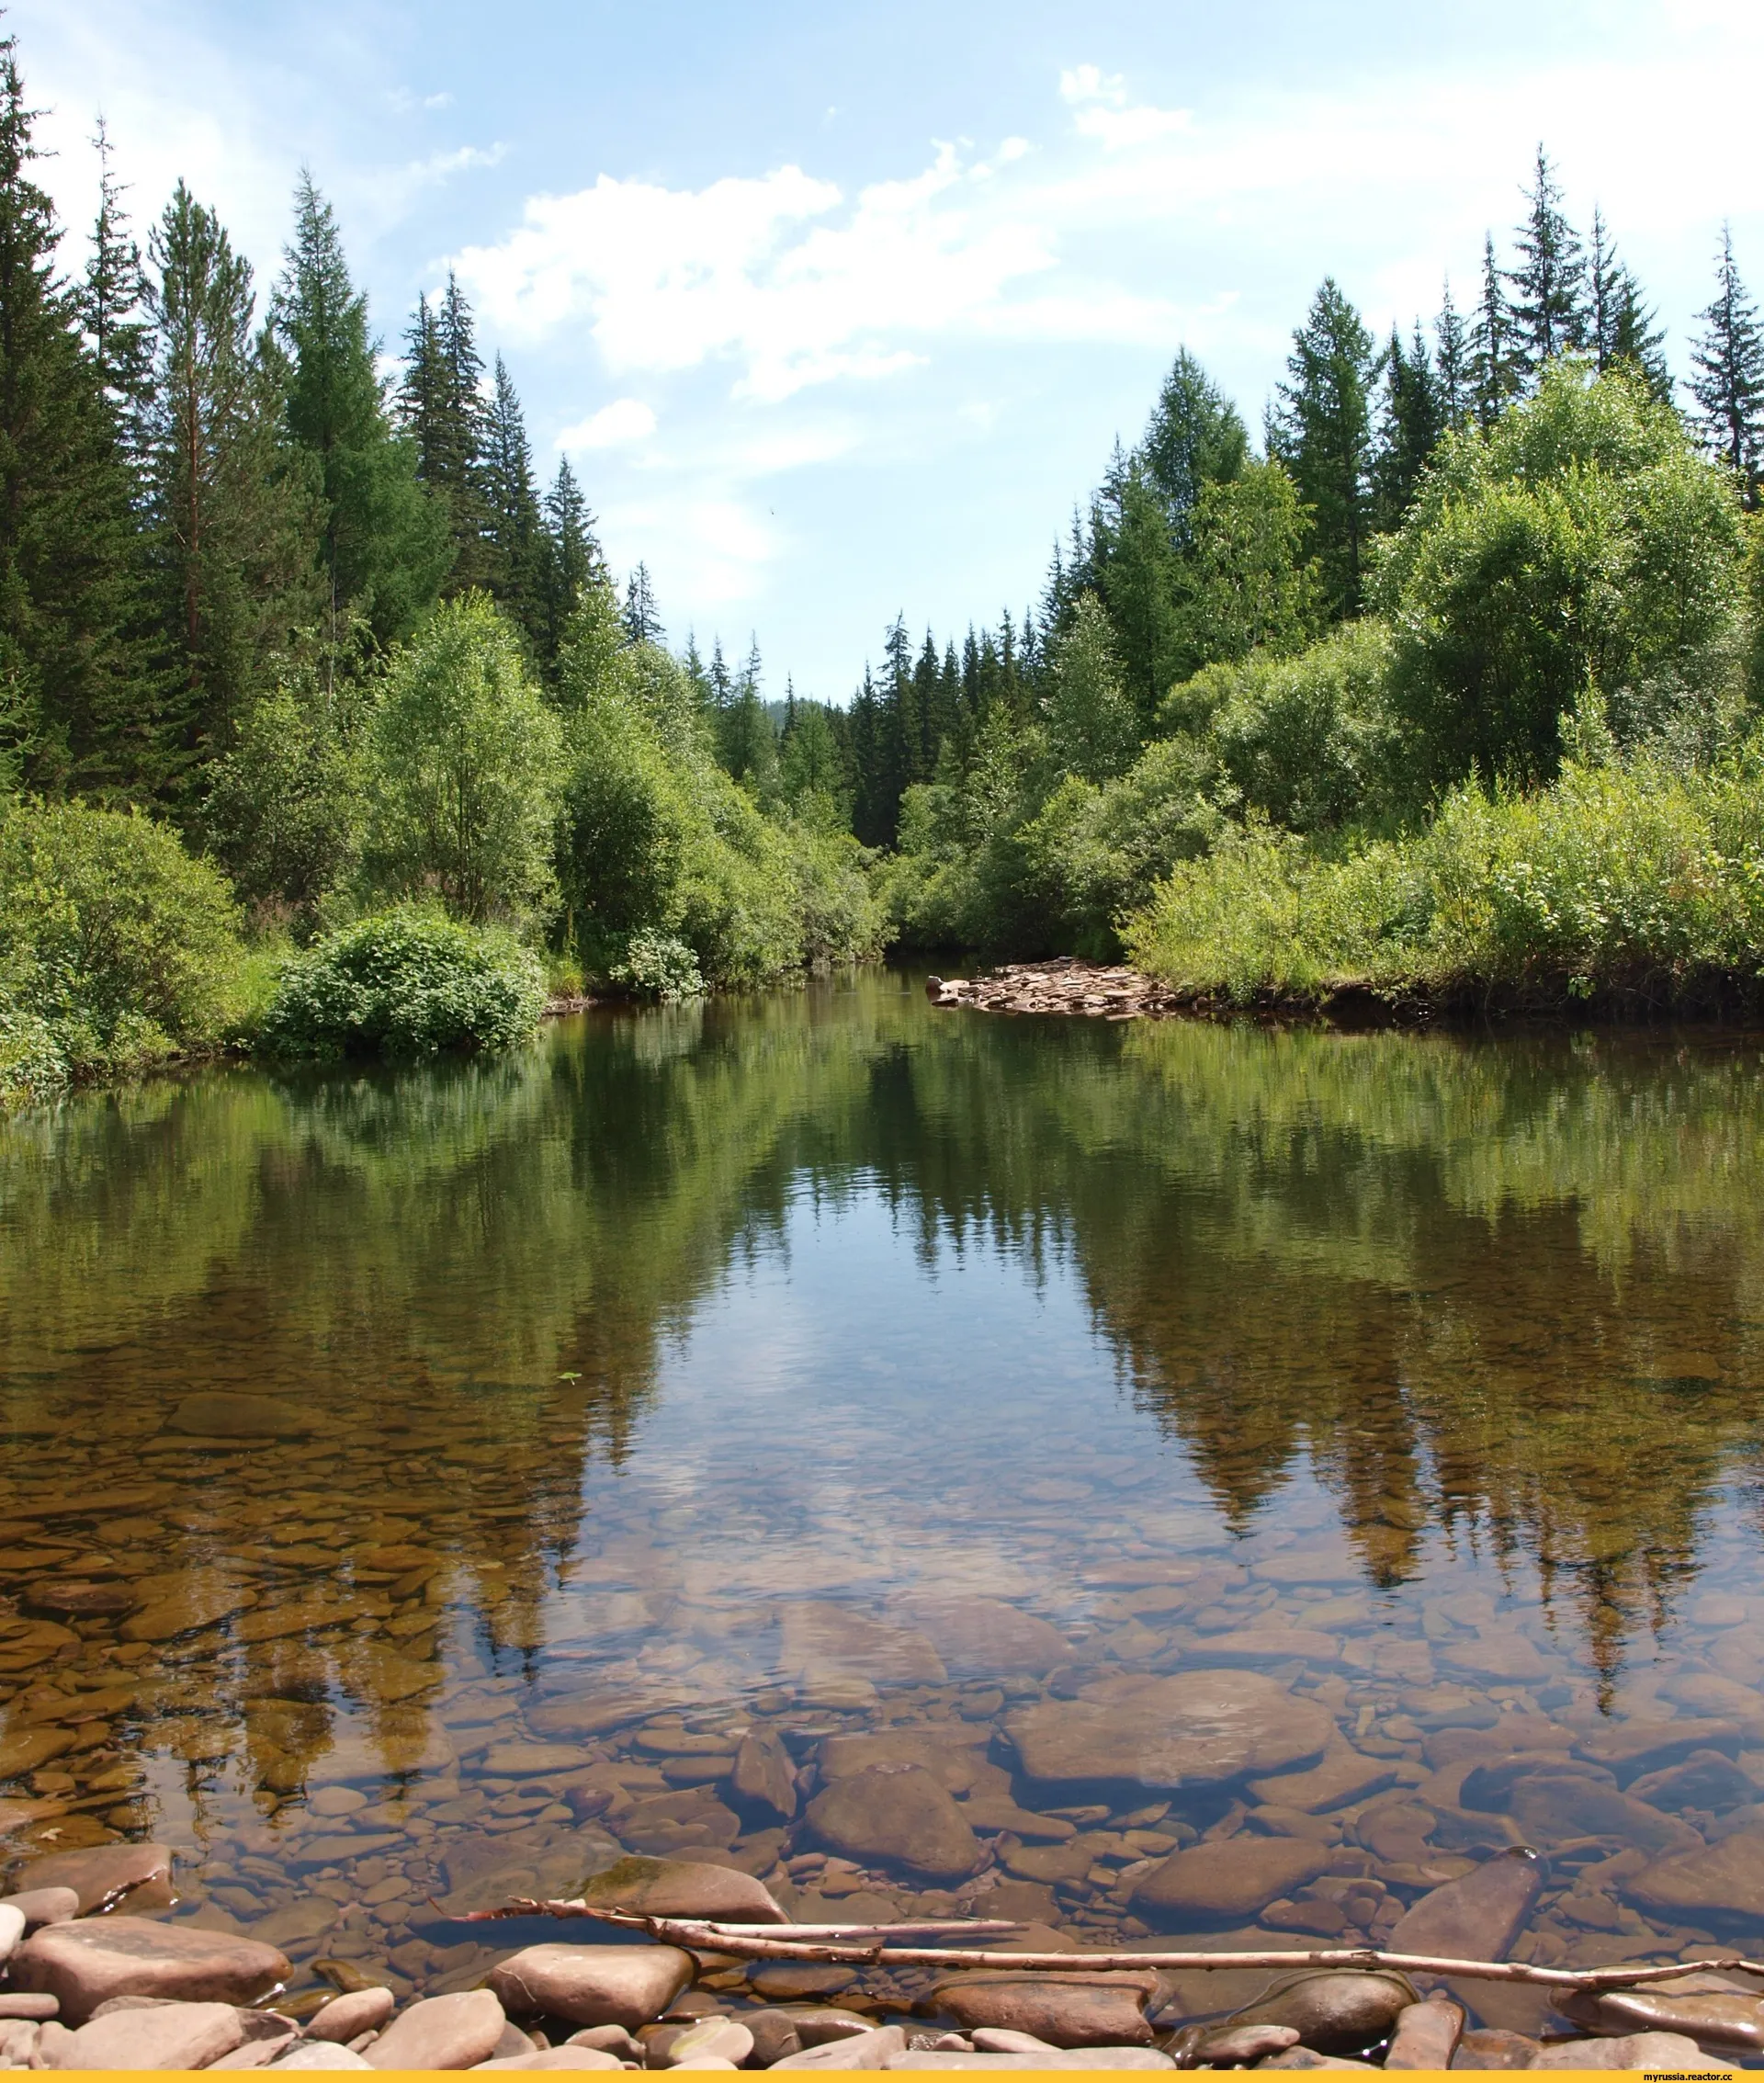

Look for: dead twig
[477,1901,1764,1994]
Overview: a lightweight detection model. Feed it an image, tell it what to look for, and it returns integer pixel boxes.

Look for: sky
[20,0,1764,702]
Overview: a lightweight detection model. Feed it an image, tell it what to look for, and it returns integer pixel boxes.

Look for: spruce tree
[1507,147,1586,379]
[1088,451,1181,721]
[0,42,156,796]
[1434,279,1473,434]
[142,181,322,795]
[622,561,661,643]
[482,352,544,643]
[1268,277,1381,619]
[78,119,153,439]
[274,173,446,657]
[399,269,493,593]
[1690,225,1764,506]
[1472,233,1521,427]
[1139,347,1249,545]
[1372,323,1443,529]
[1588,207,1671,403]
[534,456,601,678]
[720,635,778,798]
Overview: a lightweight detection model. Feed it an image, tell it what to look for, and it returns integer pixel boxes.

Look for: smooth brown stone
[1129,1839,1332,1926]
[748,1964,861,2000]
[22,1579,140,1618]
[37,1999,246,2071]
[269,2043,374,2068]
[1248,1739,1396,1817]
[0,1887,78,1933]
[1503,1772,1702,1856]
[166,1392,311,1439]
[485,1945,694,2030]
[808,1763,983,1880]
[770,2026,908,2069]
[0,1726,79,1781]
[731,1727,797,1820]
[479,1743,598,1776]
[1227,1972,1416,2057]
[119,1575,258,1642]
[1172,2021,1300,2066]
[1383,1998,1464,2068]
[1448,2026,1540,2069]
[816,1729,992,1794]
[1558,1987,1764,2049]
[780,1604,947,1684]
[307,1988,397,2043]
[13,1842,175,1916]
[1627,1828,1764,1922]
[656,2018,753,2067]
[890,1598,1069,1678]
[577,1855,787,1923]
[1255,2052,1372,2071]
[1385,1849,1544,1964]
[475,2052,624,2072]
[1630,1749,1760,1814]
[366,1990,506,2070]
[931,1973,1156,2048]
[1005,1673,1331,1795]
[1526,2032,1727,2069]
[1573,1718,1742,1784]
[885,2055,1173,2071]
[12,1916,290,2026]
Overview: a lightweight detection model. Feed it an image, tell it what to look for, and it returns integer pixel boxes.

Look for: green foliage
[0,798,244,1082]
[1125,737,1764,1013]
[362,591,561,926]
[607,927,703,1002]
[1171,461,1318,673]
[1045,594,1138,781]
[1269,278,1382,618]
[0,986,65,1106]
[258,904,545,1059]
[1378,363,1750,793]
[204,666,365,924]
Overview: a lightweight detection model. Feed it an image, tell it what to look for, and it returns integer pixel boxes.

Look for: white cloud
[1057,61,1189,148]
[559,397,657,449]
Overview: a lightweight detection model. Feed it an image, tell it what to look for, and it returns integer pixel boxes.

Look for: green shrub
[607,928,704,1002]
[1124,736,1764,1012]
[0,987,67,1108]
[0,798,245,1082]
[258,907,546,1059]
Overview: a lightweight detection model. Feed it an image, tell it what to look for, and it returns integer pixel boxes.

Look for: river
[3,970,1764,2027]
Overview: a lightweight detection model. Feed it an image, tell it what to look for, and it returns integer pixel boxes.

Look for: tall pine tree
[1587,206,1671,402]
[1139,347,1249,546]
[482,351,545,645]
[0,43,155,795]
[142,181,321,797]
[1269,278,1381,619]
[534,456,602,679]
[1372,322,1443,528]
[1690,225,1764,507]
[1507,147,1586,379]
[274,172,446,660]
[1472,232,1521,427]
[399,270,494,594]
[1434,278,1473,434]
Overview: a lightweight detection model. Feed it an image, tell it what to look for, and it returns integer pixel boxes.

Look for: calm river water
[5,971,1764,2025]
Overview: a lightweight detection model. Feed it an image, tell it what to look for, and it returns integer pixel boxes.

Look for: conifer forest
[5,10,1764,1102]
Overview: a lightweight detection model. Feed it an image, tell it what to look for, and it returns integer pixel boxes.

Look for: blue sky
[24,0,1764,701]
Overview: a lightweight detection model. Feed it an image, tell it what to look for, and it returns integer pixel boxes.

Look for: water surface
[5,974,1764,2021]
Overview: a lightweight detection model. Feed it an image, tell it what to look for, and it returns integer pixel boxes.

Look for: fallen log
[469,1901,1764,1994]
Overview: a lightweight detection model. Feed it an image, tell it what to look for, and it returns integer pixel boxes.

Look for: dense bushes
[1125,738,1764,1013]
[0,799,247,1099]
[259,907,546,1059]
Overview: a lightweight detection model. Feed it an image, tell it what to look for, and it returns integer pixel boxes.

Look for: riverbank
[0,1846,1755,2071]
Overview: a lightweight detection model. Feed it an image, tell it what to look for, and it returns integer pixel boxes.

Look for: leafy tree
[0,48,153,798]
[1140,347,1249,545]
[1045,593,1137,782]
[142,182,322,797]
[1269,278,1382,618]
[1690,226,1764,508]
[1172,461,1317,672]
[1507,147,1586,378]
[274,173,447,657]
[1379,364,1748,793]
[362,590,561,924]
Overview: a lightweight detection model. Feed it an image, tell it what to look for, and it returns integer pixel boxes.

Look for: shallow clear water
[5,971,1764,2022]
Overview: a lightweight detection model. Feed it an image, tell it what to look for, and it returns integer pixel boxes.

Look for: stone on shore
[882,2053,1172,2071]
[1128,1838,1332,1925]
[806,1763,983,1878]
[307,1987,396,2044]
[1626,1828,1764,1923]
[655,2018,754,2067]
[472,2051,625,2071]
[1004,1672,1331,1795]
[485,1943,694,2029]
[576,1854,787,1922]
[365,1990,506,2070]
[772,2026,909,2070]
[1382,1998,1464,2069]
[931,1973,1158,2048]
[0,1904,21,1964]
[0,1887,79,1931]
[1175,2023,1300,2066]
[11,1915,290,2025]
[271,2042,375,2068]
[1526,2032,1729,2070]
[35,1999,246,2071]
[1557,1983,1764,2049]
[1224,1972,1416,2057]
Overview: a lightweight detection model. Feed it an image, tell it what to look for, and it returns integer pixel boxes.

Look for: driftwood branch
[478,1901,1764,1995]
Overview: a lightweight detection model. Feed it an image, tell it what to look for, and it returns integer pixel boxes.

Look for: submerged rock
[1223,1971,1416,2057]
[1382,1998,1464,2069]
[576,1854,787,1923]
[1557,1982,1764,2050]
[1626,1827,1764,1923]
[806,1762,983,1878]
[1130,1838,1332,1925]
[1004,1672,1332,1796]
[1526,2032,1729,2070]
[731,1727,798,1821]
[1385,1848,1544,1962]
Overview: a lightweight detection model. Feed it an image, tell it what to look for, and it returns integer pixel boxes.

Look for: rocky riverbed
[925,964,1187,1021]
[0,1842,1758,2070]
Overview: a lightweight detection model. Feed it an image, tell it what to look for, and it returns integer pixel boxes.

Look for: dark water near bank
[6,971,1764,2021]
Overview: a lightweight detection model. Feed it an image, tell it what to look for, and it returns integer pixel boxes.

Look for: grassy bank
[1123,744,1764,1019]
